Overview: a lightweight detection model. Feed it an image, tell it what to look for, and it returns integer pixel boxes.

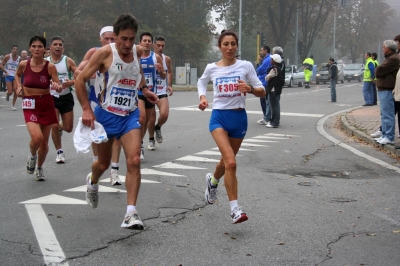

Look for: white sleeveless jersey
[46,55,72,96]
[155,54,168,95]
[95,43,141,116]
[5,54,20,77]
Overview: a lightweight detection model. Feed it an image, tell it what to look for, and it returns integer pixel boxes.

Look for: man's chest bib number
[215,76,241,97]
[107,87,137,115]
[22,99,35,109]
[144,73,154,90]
[8,63,18,71]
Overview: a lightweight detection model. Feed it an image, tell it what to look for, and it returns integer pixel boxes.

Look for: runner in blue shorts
[197,30,266,224]
[75,14,158,230]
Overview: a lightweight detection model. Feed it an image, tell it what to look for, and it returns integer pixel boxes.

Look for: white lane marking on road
[317,107,400,174]
[211,147,256,151]
[25,204,69,266]
[17,124,26,127]
[243,139,277,143]
[141,168,185,176]
[195,150,222,155]
[173,107,324,117]
[176,155,220,162]
[253,136,289,140]
[20,194,87,205]
[153,162,207,169]
[100,177,161,183]
[64,185,127,192]
[240,143,269,147]
[265,133,300,137]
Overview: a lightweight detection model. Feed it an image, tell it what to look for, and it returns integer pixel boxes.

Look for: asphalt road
[0,81,399,266]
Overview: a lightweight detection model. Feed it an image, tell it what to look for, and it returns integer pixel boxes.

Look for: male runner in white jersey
[0,45,20,110]
[75,14,159,230]
[147,35,173,150]
[138,32,166,158]
[46,36,77,163]
[74,26,123,186]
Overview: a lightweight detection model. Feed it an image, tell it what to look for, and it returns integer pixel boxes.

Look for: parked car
[315,63,344,84]
[284,65,304,87]
[343,63,364,82]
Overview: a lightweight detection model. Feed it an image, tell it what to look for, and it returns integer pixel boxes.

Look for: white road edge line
[316,107,400,174]
[25,204,69,266]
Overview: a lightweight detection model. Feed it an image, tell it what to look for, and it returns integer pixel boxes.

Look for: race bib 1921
[106,87,137,116]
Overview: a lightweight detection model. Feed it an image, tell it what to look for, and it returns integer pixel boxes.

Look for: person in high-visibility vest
[302,55,314,88]
[362,52,375,106]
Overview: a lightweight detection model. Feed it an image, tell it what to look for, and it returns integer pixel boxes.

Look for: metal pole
[333,10,336,58]
[294,7,298,66]
[238,0,242,59]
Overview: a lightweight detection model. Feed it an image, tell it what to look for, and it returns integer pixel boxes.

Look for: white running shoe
[257,119,268,125]
[56,153,65,164]
[205,173,218,204]
[155,128,163,143]
[86,173,99,208]
[110,169,122,186]
[121,210,144,230]
[370,130,382,138]
[34,167,45,181]
[231,206,248,224]
[26,154,37,174]
[147,139,155,150]
[11,106,16,111]
[377,137,394,145]
[374,136,383,142]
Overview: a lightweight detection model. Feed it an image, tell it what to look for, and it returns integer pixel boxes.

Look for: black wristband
[250,85,254,93]
[140,85,148,91]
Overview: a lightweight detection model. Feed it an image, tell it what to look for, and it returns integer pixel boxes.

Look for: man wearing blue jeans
[375,40,399,145]
[256,46,271,125]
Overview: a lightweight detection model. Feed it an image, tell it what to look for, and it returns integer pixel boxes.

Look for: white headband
[99,26,113,37]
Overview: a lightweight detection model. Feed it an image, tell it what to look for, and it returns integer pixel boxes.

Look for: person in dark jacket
[374,40,400,145]
[327,58,338,102]
[265,54,283,128]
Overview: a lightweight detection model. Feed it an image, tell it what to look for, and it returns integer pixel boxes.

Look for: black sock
[155,124,161,130]
[149,137,155,141]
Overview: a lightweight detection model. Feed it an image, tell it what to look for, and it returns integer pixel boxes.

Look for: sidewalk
[339,105,400,157]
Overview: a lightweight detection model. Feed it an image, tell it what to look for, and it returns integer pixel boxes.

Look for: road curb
[339,112,400,157]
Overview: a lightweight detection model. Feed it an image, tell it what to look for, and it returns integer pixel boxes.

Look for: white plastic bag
[73,118,108,154]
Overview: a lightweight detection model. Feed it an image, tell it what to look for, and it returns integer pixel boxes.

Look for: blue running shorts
[94,106,141,140]
[5,76,15,82]
[209,109,248,138]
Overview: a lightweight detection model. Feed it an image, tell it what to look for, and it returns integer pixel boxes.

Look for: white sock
[30,153,37,158]
[93,156,98,162]
[230,200,239,212]
[87,174,99,190]
[127,205,136,213]
[111,162,119,169]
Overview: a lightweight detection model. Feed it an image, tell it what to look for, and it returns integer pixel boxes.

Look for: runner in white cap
[75,26,123,186]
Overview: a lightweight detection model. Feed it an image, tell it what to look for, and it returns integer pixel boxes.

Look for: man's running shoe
[231,206,248,224]
[205,173,218,204]
[26,154,37,174]
[6,93,9,101]
[34,167,45,181]
[86,173,99,208]
[147,139,155,150]
[155,128,163,143]
[140,144,144,160]
[11,106,16,111]
[110,169,122,186]
[56,152,65,164]
[121,210,144,230]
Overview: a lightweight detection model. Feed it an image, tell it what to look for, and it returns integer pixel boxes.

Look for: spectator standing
[265,54,283,128]
[256,46,271,125]
[327,58,338,102]
[0,55,5,91]
[302,55,314,88]
[371,52,379,105]
[362,52,375,106]
[374,40,400,145]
